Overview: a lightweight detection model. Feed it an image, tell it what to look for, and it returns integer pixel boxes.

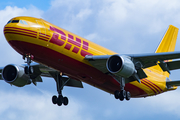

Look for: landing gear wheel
[114,90,120,99]
[57,95,63,106]
[125,91,131,101]
[57,100,62,106]
[63,97,69,106]
[52,95,57,104]
[23,54,34,76]
[119,90,126,101]
[28,66,34,74]
[24,66,29,74]
[24,66,34,75]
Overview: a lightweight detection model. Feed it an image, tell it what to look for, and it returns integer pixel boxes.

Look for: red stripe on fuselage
[144,78,163,92]
[142,79,160,94]
[8,40,148,97]
[4,32,37,38]
[39,34,50,40]
[4,29,37,36]
[4,27,50,42]
[4,27,37,34]
[39,33,50,37]
[141,80,157,94]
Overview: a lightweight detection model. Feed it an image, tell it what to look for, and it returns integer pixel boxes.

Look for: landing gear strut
[23,54,34,75]
[114,77,131,101]
[52,72,69,106]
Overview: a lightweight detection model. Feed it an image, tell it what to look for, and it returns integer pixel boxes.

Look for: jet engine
[106,55,136,78]
[2,64,30,87]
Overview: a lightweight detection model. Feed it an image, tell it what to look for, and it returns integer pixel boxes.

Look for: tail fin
[155,25,179,53]
[153,25,179,77]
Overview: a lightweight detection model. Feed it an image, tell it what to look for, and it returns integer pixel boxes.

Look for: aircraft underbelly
[7,40,148,97]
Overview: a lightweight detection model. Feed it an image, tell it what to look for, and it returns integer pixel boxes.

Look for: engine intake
[106,55,135,78]
[2,64,30,87]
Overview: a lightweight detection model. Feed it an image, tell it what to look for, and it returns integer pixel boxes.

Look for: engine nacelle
[106,55,136,78]
[2,64,30,87]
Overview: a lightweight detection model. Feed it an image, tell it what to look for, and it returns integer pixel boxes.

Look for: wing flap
[63,77,83,88]
[49,71,83,88]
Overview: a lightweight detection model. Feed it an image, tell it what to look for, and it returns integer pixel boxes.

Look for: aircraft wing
[0,62,83,88]
[85,51,180,82]
[85,51,180,71]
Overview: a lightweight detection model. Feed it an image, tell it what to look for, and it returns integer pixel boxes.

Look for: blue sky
[1,0,180,120]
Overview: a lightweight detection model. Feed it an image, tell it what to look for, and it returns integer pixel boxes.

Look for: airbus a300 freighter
[2,16,180,106]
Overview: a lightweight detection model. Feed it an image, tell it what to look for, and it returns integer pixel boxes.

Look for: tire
[125,91,131,101]
[57,95,63,106]
[114,90,120,99]
[57,100,62,106]
[29,66,34,74]
[119,90,126,101]
[52,95,57,104]
[24,66,29,74]
[63,97,69,106]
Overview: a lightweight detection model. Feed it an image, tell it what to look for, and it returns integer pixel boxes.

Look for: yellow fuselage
[4,16,176,98]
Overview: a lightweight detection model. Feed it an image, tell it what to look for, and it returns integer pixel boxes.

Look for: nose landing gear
[23,54,34,75]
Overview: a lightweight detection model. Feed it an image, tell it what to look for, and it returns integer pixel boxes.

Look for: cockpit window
[20,20,28,25]
[23,20,28,25]
[6,19,28,25]
[20,20,23,24]
[7,20,12,24]
[12,20,19,23]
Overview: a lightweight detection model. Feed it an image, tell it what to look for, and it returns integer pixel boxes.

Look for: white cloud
[50,0,91,9]
[98,0,180,34]
[0,5,43,24]
[0,89,86,120]
[76,9,92,21]
[46,0,93,34]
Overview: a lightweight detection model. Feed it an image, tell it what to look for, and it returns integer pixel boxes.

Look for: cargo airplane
[2,16,180,106]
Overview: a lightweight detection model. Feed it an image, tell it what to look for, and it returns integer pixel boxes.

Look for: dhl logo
[49,26,93,57]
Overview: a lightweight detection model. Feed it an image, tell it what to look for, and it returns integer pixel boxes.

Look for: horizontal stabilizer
[166,80,180,86]
[128,51,180,68]
[167,60,180,71]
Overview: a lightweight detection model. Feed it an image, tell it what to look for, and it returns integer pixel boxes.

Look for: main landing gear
[114,90,131,101]
[114,77,131,101]
[52,73,69,106]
